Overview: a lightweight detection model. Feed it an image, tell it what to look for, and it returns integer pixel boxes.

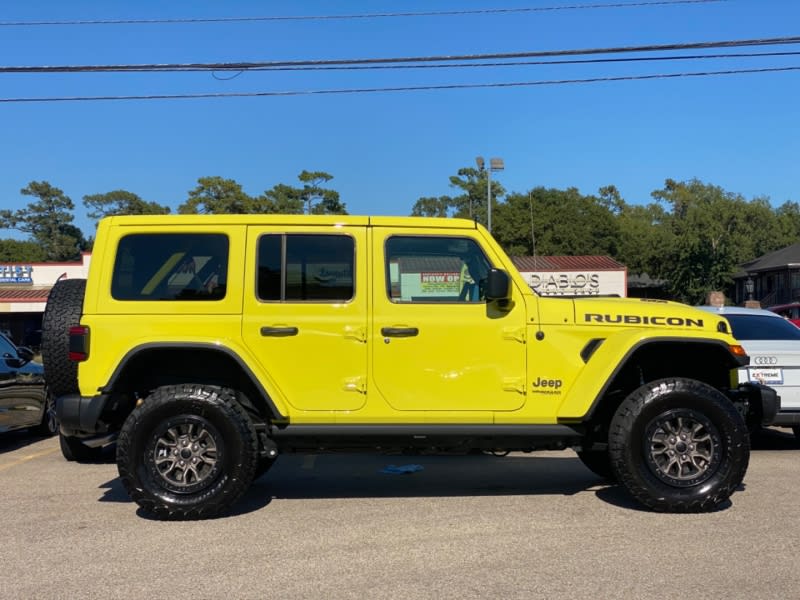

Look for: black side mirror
[484,269,511,302]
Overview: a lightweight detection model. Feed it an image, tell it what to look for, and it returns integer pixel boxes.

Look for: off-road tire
[60,433,103,462]
[33,390,58,437]
[576,449,615,481]
[116,384,258,520]
[41,279,86,397]
[609,377,749,513]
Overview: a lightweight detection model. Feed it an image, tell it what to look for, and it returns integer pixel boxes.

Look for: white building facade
[0,253,91,346]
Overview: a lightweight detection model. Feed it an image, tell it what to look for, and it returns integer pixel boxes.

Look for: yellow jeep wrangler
[41,215,778,519]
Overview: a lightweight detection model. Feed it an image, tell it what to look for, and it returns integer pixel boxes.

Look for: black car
[0,333,56,436]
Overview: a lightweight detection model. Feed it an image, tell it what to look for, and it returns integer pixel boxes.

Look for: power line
[43,51,800,75]
[0,1,730,27]
[1,65,797,103]
[3,35,799,74]
[254,51,800,72]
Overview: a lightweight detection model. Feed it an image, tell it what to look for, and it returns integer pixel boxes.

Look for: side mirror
[484,269,511,302]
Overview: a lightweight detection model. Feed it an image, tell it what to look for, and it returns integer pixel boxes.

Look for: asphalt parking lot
[1,430,799,600]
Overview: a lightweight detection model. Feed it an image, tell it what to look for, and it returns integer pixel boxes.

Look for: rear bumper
[56,393,110,437]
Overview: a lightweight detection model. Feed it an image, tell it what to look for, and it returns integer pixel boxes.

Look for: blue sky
[1,0,798,240]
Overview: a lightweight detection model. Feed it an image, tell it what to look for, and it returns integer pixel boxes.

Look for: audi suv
[700,306,799,441]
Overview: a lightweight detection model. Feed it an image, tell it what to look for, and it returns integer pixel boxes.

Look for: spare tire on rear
[41,278,86,398]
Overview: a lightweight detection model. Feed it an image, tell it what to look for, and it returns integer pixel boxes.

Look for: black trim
[56,392,110,435]
[270,424,581,437]
[580,337,747,421]
[580,338,605,363]
[260,326,299,337]
[99,342,285,419]
[267,424,583,452]
[380,327,419,337]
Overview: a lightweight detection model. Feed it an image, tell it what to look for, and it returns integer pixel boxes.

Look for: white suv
[700,306,800,441]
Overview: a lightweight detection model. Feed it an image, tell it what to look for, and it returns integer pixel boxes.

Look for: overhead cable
[1,65,797,103]
[39,51,800,74]
[0,1,730,27]
[2,35,799,74]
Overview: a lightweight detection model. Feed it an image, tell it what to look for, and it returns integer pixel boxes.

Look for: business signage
[0,265,33,284]
[525,270,626,297]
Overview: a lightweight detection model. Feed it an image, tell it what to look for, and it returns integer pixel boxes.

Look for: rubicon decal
[584,313,704,327]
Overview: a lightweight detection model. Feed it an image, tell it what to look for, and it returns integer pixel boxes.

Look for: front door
[370,229,527,413]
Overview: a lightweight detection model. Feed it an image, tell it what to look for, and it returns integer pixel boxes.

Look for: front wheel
[116,384,258,520]
[609,378,749,513]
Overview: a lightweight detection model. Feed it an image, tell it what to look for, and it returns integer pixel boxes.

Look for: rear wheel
[116,384,258,520]
[33,390,58,437]
[609,378,749,513]
[60,433,103,462]
[792,426,800,447]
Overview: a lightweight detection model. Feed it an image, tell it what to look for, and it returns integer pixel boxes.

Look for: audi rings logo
[753,356,778,365]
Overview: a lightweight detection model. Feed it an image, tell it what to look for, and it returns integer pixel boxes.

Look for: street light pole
[475,156,504,233]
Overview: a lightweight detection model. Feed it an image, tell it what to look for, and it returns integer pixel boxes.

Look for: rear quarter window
[111,233,229,301]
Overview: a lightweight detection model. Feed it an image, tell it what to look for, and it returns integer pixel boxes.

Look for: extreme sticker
[584,313,704,327]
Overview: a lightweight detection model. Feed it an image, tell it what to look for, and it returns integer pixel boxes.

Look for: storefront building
[510,255,627,297]
[0,253,91,348]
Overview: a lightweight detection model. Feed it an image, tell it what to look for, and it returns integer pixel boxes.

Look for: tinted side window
[257,234,354,302]
[112,234,229,301]
[727,315,800,340]
[384,236,491,303]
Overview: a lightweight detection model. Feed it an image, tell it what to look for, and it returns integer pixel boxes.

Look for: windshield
[725,314,800,341]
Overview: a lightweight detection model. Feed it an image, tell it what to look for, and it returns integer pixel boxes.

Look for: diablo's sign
[529,272,601,296]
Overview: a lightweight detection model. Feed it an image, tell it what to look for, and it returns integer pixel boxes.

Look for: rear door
[242,227,368,411]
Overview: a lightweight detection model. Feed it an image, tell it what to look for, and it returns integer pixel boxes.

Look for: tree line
[2,166,798,304]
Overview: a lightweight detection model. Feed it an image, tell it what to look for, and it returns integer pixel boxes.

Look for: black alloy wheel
[116,384,258,520]
[609,378,749,513]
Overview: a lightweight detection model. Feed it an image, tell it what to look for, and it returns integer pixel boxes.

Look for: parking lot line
[0,447,59,473]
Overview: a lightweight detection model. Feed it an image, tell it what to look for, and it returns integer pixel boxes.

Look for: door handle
[260,326,299,337]
[381,327,419,338]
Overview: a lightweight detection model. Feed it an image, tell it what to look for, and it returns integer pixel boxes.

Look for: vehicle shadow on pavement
[98,477,131,503]
[0,430,55,454]
[243,452,609,504]
[751,427,798,450]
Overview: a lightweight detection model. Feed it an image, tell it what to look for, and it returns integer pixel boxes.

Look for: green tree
[410,166,504,226]
[650,178,784,303]
[258,183,305,214]
[0,181,85,261]
[0,238,47,262]
[83,190,170,222]
[492,187,619,258]
[298,170,347,214]
[410,196,454,218]
[258,171,347,215]
[178,176,254,214]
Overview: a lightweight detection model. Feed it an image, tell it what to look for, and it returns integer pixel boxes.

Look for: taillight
[68,325,90,362]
